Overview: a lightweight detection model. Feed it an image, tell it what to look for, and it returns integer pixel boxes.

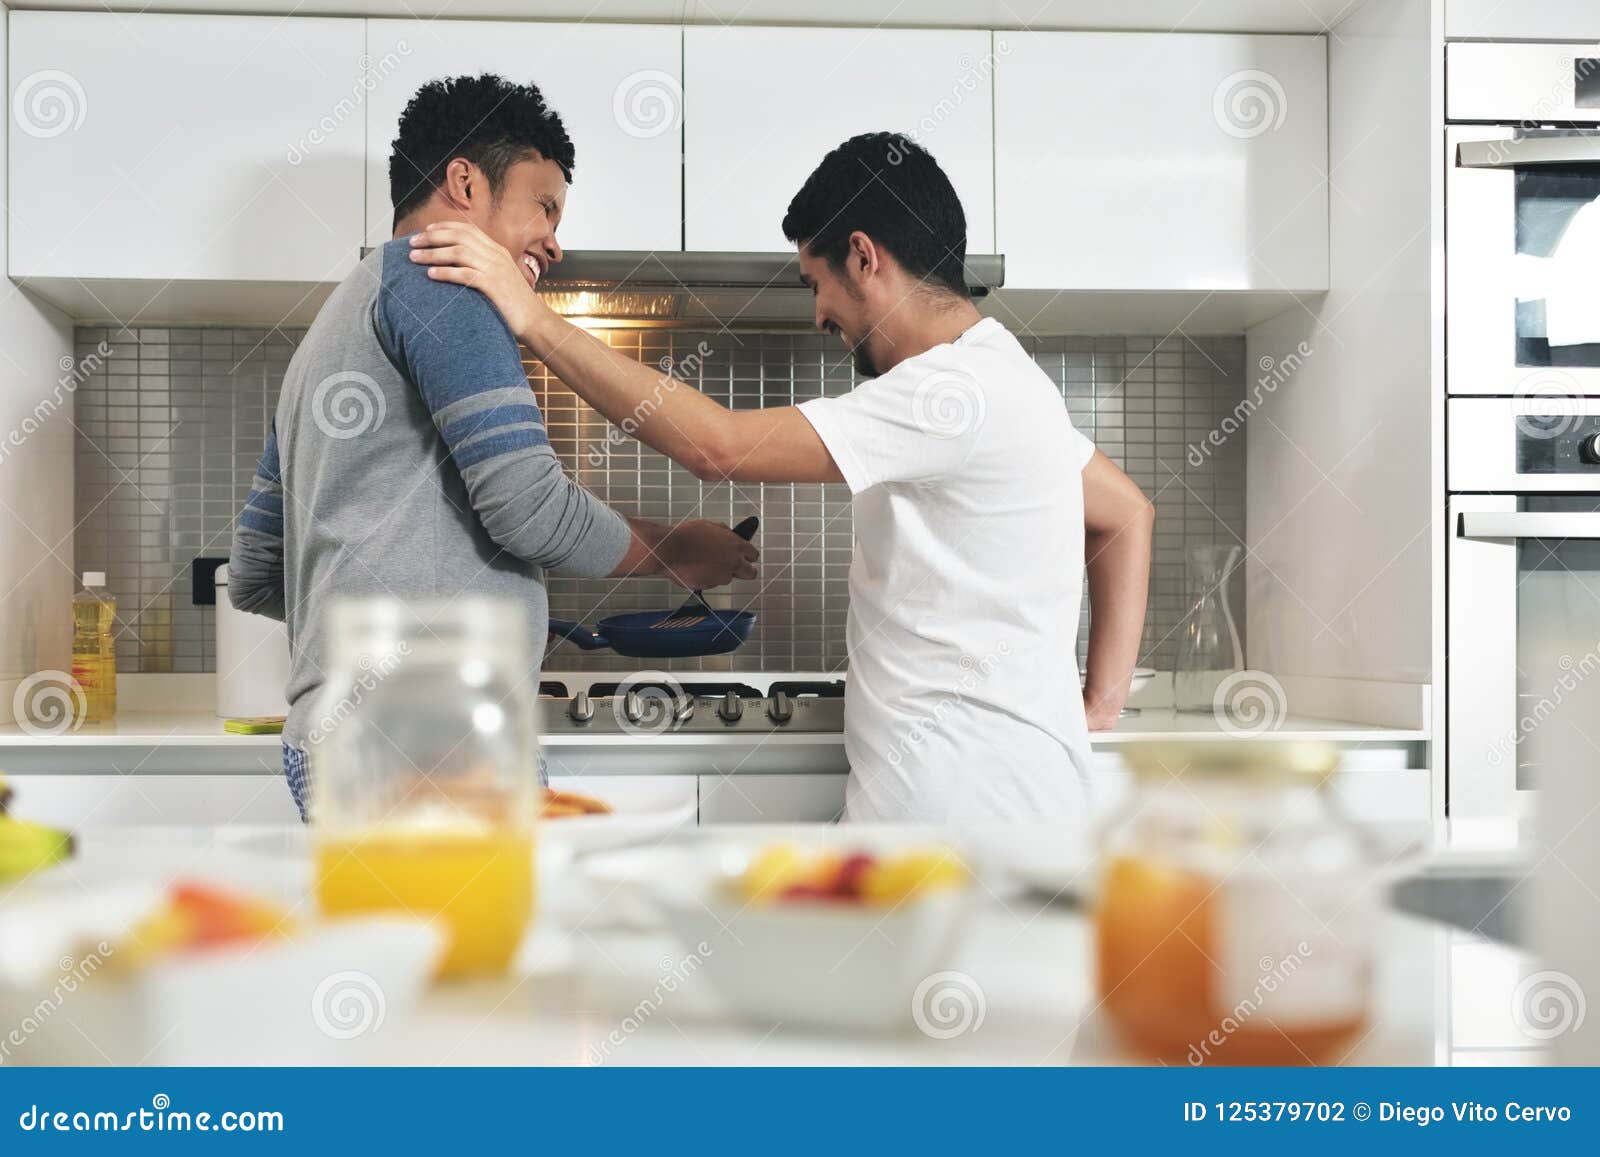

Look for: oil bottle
[70,571,117,723]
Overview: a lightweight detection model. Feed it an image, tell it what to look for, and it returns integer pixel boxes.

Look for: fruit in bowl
[646,840,976,1031]
[0,877,441,1065]
[739,844,969,906]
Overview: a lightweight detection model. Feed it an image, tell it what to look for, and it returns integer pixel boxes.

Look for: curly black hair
[389,74,576,224]
[781,132,968,298]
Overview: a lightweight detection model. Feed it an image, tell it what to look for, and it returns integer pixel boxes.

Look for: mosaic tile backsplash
[71,325,1246,675]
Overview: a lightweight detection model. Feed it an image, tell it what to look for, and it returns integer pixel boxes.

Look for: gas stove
[537,675,846,735]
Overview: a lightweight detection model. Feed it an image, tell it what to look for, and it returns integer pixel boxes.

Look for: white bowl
[642,845,974,1032]
[0,916,441,1066]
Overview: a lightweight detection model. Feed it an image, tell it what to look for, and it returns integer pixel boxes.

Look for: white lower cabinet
[698,774,846,825]
[7,775,302,829]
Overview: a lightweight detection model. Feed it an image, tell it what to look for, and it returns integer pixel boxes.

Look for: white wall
[0,3,78,723]
[1243,0,1438,693]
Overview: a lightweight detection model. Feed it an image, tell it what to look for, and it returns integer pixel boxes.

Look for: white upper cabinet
[995,32,1328,291]
[684,26,996,253]
[7,13,365,283]
[364,21,682,253]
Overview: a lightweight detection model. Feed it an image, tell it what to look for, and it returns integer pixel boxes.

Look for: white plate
[540,776,697,855]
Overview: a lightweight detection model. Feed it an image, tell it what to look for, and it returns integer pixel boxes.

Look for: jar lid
[1120,739,1340,784]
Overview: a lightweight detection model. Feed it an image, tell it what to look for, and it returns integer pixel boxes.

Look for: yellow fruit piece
[740,843,806,903]
[0,818,73,880]
[860,848,968,906]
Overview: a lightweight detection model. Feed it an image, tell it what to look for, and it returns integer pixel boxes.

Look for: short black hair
[389,74,575,223]
[781,132,968,297]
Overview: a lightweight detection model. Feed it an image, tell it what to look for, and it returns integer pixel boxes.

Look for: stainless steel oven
[1447,42,1600,396]
[1449,397,1600,816]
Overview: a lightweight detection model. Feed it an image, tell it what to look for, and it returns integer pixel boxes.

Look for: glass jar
[1096,741,1374,1065]
[308,597,541,978]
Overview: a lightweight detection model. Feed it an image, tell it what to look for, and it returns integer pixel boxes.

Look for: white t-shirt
[798,317,1097,824]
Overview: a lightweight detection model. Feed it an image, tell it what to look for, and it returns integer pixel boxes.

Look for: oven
[1447,42,1600,396]
[1448,397,1600,817]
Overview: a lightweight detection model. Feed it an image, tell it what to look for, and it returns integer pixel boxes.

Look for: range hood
[539,250,1005,325]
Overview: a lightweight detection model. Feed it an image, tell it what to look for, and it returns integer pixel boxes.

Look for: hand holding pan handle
[664,515,760,627]
[544,619,611,650]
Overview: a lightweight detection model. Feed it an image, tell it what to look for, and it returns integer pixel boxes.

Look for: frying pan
[546,516,759,659]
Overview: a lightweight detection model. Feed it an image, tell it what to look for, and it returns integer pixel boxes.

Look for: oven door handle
[1457,134,1600,169]
[1457,512,1600,539]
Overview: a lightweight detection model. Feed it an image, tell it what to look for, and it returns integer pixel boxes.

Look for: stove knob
[623,690,644,725]
[717,691,744,723]
[767,691,794,725]
[673,694,696,725]
[568,692,594,724]
[1580,432,1600,465]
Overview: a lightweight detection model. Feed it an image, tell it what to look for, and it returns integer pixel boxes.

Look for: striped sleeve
[227,420,288,620]
[376,240,631,577]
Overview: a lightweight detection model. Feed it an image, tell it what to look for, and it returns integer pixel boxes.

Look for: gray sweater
[227,238,630,752]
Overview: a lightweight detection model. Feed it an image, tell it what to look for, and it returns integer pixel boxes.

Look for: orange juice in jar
[307,598,543,979]
[1096,741,1374,1066]
[315,824,535,978]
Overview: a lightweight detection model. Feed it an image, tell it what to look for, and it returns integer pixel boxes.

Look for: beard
[850,338,879,379]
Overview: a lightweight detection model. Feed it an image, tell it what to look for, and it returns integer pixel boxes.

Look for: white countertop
[0,823,1537,1067]
[0,707,1424,750]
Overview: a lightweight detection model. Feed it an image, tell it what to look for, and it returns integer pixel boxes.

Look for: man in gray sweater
[228,75,757,818]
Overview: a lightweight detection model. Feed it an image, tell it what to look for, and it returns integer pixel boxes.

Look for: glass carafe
[309,597,541,978]
[1173,544,1243,713]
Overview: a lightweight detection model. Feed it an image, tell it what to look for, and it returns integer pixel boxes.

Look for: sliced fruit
[0,818,73,881]
[859,848,969,906]
[118,880,293,965]
[740,843,806,903]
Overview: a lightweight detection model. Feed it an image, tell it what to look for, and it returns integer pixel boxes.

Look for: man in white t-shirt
[408,131,1155,824]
